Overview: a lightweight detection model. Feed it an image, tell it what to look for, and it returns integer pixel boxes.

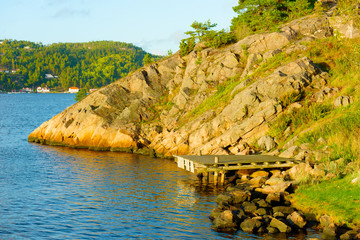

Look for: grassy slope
[276,36,360,225]
[153,14,360,225]
[268,36,360,162]
[177,33,360,225]
[292,174,360,227]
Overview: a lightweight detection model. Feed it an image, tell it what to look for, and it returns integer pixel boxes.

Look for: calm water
[0,94,320,239]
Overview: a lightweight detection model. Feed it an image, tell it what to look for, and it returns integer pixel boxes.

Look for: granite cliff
[28,14,359,158]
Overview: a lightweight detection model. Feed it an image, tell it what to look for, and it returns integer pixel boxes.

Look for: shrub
[179,20,235,56]
[75,89,87,102]
[203,30,236,48]
[179,37,196,57]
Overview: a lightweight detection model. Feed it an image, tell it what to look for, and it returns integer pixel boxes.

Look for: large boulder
[216,193,234,209]
[287,211,307,229]
[265,177,286,186]
[285,15,333,39]
[273,206,295,216]
[288,162,313,182]
[329,17,360,39]
[242,201,258,214]
[240,218,262,233]
[260,182,292,194]
[231,190,251,205]
[279,146,300,158]
[266,192,283,205]
[270,218,292,233]
[249,176,267,188]
[334,96,353,108]
[211,210,239,233]
[209,208,223,220]
[251,170,270,178]
[258,135,277,151]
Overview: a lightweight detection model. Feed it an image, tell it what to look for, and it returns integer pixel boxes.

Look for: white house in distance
[45,74,54,79]
[69,87,79,93]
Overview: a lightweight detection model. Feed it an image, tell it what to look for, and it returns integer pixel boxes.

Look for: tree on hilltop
[143,53,153,65]
[185,20,217,41]
[179,20,235,56]
[231,0,316,33]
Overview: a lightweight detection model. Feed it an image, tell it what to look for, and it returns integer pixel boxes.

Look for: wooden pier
[174,155,298,185]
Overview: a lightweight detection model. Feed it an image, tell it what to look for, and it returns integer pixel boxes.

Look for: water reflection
[22,145,224,238]
[21,144,321,239]
[0,92,323,239]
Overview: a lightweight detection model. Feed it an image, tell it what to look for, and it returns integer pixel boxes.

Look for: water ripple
[0,94,321,239]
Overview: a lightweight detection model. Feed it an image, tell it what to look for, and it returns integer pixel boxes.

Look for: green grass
[279,90,305,108]
[297,103,360,163]
[281,36,360,227]
[291,174,360,227]
[267,36,360,159]
[303,36,360,97]
[177,76,245,126]
[269,103,332,142]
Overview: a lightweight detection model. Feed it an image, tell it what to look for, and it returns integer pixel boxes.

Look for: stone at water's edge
[28,15,337,158]
[211,210,239,233]
[270,218,292,233]
[240,218,262,233]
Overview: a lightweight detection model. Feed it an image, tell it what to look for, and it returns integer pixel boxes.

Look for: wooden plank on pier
[174,154,298,174]
[175,154,295,165]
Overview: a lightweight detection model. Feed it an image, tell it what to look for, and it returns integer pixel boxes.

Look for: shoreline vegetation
[0,41,161,93]
[25,0,360,239]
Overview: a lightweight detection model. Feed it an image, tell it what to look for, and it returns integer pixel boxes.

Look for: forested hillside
[0,40,160,92]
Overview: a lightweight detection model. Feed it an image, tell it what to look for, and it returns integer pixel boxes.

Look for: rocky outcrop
[28,14,355,157]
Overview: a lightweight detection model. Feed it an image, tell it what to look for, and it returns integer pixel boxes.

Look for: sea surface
[0,93,320,239]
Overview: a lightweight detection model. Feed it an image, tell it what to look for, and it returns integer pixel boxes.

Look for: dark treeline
[0,40,160,92]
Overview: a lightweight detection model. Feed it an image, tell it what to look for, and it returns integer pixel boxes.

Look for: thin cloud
[136,31,185,52]
[46,0,67,6]
[53,7,90,18]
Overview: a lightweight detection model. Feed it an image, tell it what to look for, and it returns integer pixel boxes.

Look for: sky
[1,0,238,55]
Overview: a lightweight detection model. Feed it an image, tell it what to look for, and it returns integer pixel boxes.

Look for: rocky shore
[28,14,358,159]
[210,165,360,240]
[26,9,360,239]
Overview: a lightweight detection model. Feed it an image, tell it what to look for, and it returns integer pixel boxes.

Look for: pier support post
[205,172,210,183]
[220,171,225,186]
[197,173,203,183]
[214,171,218,185]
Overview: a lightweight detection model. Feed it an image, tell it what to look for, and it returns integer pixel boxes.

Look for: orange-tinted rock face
[29,15,336,157]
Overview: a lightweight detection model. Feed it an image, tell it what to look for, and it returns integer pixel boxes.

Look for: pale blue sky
[1,0,238,55]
